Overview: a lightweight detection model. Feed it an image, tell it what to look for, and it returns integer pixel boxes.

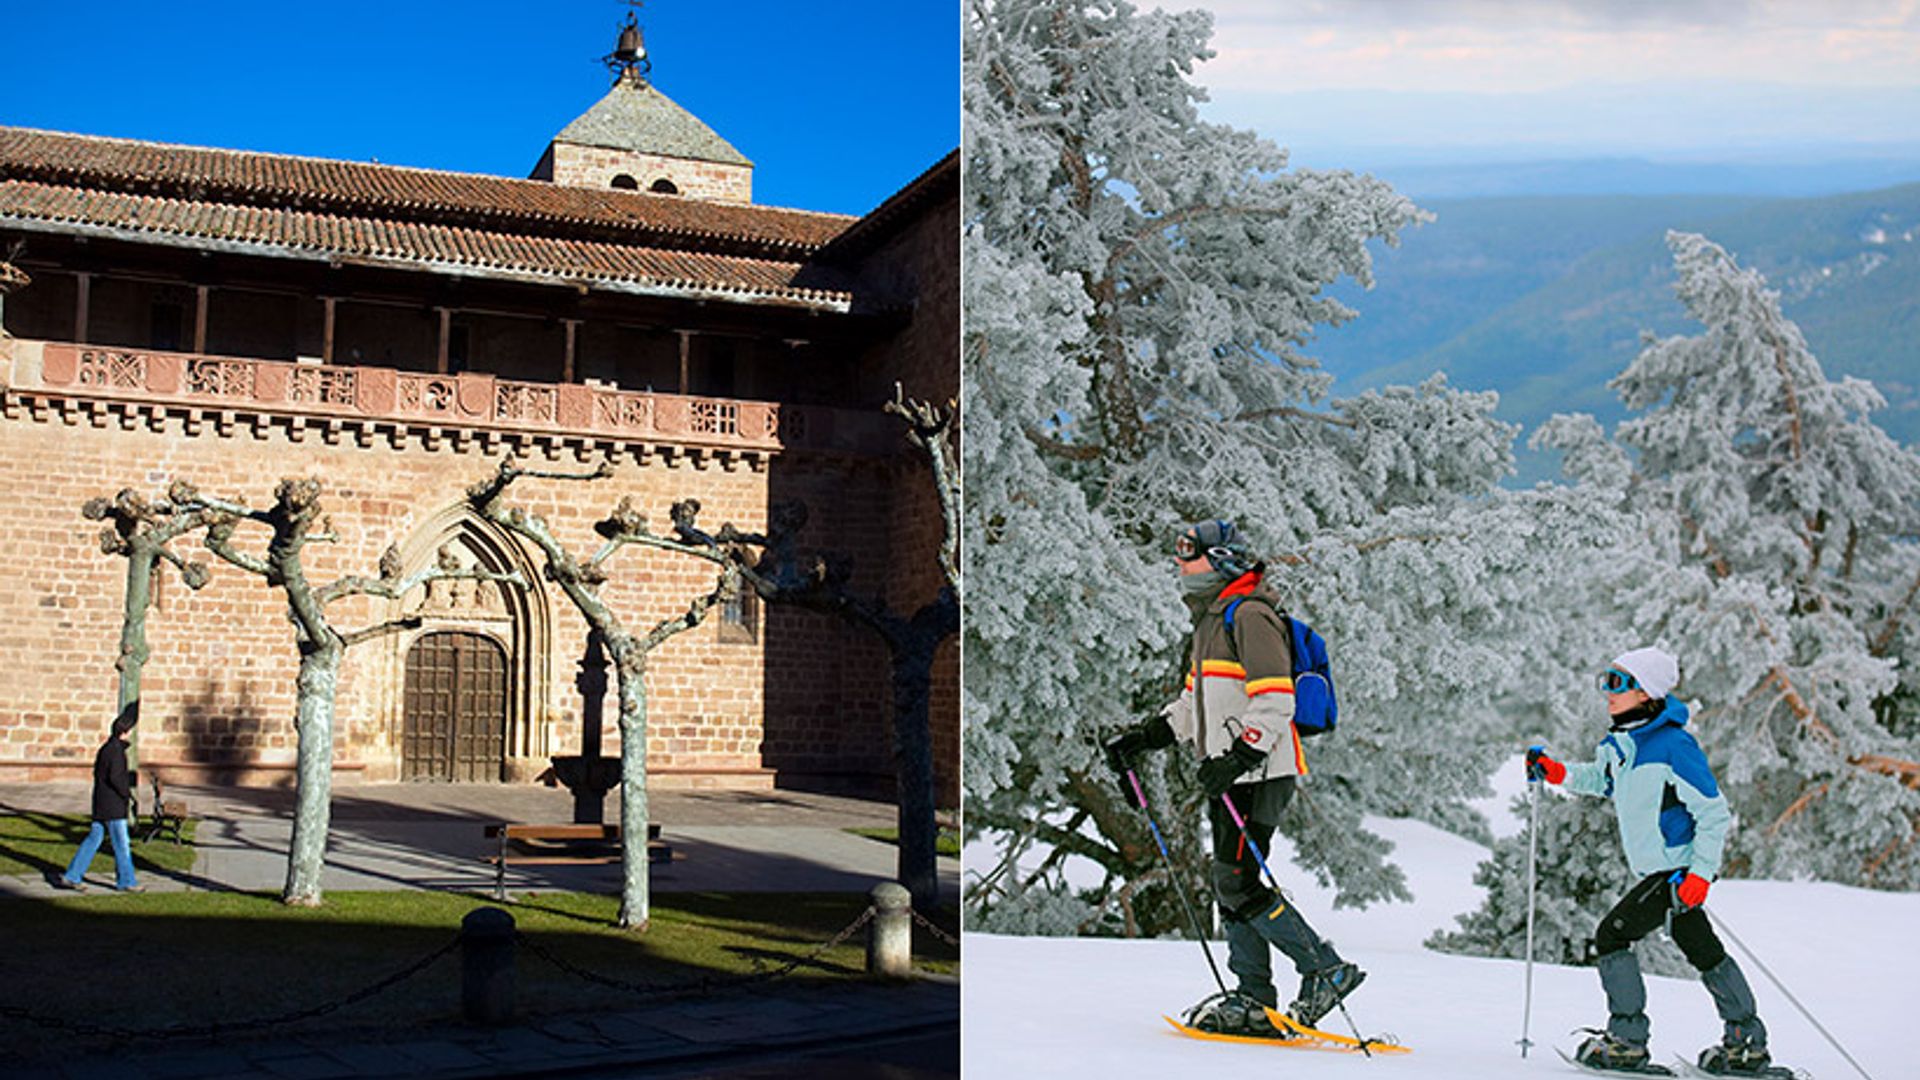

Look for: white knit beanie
[1611,646,1680,699]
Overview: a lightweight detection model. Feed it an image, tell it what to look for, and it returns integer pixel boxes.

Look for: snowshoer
[1104,519,1363,1038]
[1528,647,1773,1076]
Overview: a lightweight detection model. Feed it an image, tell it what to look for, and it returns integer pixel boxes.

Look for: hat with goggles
[1597,646,1679,700]
[1174,519,1256,579]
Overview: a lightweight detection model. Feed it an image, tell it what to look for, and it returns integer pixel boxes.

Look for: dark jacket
[91,736,132,822]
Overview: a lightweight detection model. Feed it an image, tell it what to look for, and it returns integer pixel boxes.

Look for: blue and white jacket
[1562,698,1732,880]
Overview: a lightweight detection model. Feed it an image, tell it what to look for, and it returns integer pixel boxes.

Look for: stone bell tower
[529,8,754,203]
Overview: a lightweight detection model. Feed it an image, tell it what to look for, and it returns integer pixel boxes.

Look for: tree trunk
[284,644,342,906]
[891,648,939,909]
[614,644,650,930]
[116,548,157,771]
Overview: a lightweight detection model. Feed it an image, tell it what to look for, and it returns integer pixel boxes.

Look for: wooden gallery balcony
[0,339,896,465]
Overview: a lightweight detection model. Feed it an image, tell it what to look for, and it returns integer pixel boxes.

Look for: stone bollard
[866,881,913,979]
[461,907,517,1024]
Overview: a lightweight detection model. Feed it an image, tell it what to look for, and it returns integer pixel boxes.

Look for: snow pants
[1591,868,1766,1048]
[1208,777,1340,1007]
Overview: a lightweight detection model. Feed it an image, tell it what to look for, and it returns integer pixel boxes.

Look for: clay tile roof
[0,126,845,254]
[0,125,863,309]
[0,179,854,308]
[555,80,753,167]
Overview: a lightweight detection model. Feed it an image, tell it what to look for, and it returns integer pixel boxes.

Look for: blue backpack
[1223,597,1338,738]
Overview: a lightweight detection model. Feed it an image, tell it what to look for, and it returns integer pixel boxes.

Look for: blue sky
[2,1,958,217]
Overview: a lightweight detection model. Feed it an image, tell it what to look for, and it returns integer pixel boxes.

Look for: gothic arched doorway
[402,631,507,782]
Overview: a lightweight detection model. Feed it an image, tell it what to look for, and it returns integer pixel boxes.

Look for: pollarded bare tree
[466,459,743,931]
[81,482,220,764]
[179,478,526,905]
[681,388,961,910]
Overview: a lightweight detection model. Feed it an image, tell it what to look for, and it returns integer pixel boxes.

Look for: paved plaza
[0,780,960,899]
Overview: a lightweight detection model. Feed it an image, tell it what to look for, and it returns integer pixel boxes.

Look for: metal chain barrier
[0,935,459,1042]
[4,900,953,1043]
[910,907,960,948]
[520,905,877,1003]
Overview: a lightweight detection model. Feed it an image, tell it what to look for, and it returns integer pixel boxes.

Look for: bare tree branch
[1871,567,1920,657]
[640,567,737,652]
[1850,754,1920,790]
[200,515,274,579]
[1024,425,1103,461]
[340,617,425,648]
[887,384,961,595]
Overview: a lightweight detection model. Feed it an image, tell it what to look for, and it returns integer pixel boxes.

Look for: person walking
[1528,647,1773,1076]
[1105,519,1362,1039]
[52,703,146,894]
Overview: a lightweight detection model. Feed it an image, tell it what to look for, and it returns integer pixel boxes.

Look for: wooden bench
[484,823,670,900]
[142,773,189,845]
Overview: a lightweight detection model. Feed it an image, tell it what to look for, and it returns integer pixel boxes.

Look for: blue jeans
[63,817,138,889]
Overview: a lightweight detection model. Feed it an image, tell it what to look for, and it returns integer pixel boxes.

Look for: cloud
[1194,1,1920,94]
[1201,0,1916,32]
[1199,81,1920,157]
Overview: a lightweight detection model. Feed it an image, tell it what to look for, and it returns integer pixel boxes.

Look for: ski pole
[1218,790,1286,893]
[1520,752,1543,1059]
[1126,768,1230,998]
[1219,791,1373,1056]
[1700,905,1876,1080]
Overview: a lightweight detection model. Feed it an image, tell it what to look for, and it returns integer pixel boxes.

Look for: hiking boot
[1183,992,1290,1039]
[1696,1039,1772,1075]
[1575,1029,1653,1071]
[1288,960,1366,1028]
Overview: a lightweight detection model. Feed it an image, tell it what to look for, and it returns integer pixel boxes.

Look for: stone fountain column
[550,629,622,823]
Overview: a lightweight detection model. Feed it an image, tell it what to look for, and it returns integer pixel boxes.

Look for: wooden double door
[402,631,507,782]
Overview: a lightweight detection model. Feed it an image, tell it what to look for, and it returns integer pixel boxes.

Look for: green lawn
[0,888,959,1056]
[0,812,198,878]
[846,825,961,857]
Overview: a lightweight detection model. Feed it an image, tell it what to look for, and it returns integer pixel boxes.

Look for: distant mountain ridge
[1312,183,1920,483]
[1349,155,1920,200]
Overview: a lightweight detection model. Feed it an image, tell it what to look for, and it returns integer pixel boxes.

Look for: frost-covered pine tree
[1438,231,1920,965]
[1432,791,1690,976]
[964,0,1627,936]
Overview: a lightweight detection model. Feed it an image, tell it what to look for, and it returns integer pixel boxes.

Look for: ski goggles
[1174,534,1237,565]
[1596,668,1640,694]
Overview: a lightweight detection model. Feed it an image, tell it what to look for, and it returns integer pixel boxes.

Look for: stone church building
[0,27,958,802]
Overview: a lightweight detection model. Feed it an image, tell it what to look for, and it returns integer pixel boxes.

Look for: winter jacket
[91,736,132,822]
[1161,572,1307,783]
[1562,698,1731,880]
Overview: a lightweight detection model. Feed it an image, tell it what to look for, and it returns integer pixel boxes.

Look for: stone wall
[0,340,901,792]
[546,143,753,204]
[846,172,962,806]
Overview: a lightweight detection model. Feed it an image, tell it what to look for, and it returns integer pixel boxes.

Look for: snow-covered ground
[964,773,1913,1078]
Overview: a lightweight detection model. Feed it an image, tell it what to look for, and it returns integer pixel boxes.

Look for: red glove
[1675,872,1710,909]
[1525,746,1566,785]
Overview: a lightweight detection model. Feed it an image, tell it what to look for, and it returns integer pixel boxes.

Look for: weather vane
[603,1,651,83]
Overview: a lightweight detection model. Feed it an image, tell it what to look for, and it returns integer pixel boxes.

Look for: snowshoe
[1685,1042,1796,1078]
[1288,961,1365,1028]
[1565,1029,1672,1075]
[1181,991,1291,1040]
[1695,1041,1772,1074]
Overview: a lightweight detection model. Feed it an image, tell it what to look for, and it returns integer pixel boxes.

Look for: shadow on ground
[0,888,958,1067]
